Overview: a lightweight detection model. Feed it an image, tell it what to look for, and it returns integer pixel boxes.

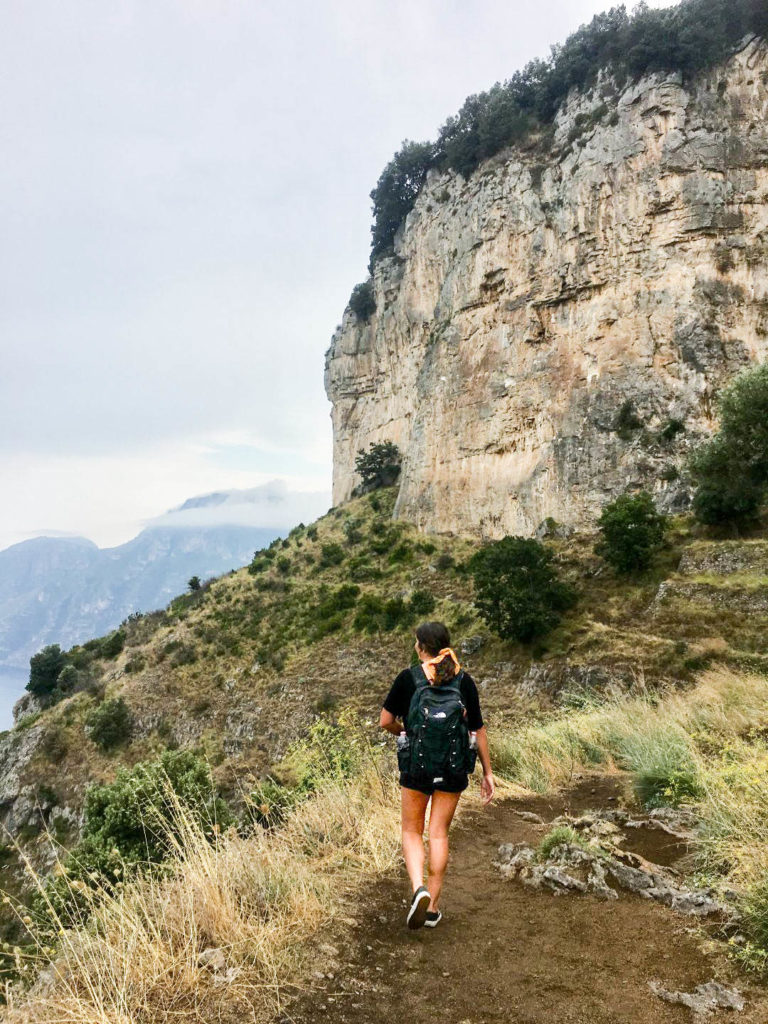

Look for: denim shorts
[399,770,469,796]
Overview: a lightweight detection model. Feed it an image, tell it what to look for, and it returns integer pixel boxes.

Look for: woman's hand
[480,772,495,805]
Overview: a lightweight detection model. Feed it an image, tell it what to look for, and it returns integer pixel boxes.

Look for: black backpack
[399,663,475,782]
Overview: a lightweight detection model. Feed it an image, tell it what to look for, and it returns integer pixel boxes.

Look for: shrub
[383,597,412,630]
[690,364,768,526]
[468,537,576,643]
[247,776,299,828]
[348,280,376,321]
[658,417,685,443]
[27,644,66,698]
[353,594,386,633]
[435,553,455,571]
[56,664,77,692]
[188,575,201,592]
[595,491,667,574]
[276,556,291,575]
[389,541,413,564]
[319,542,345,567]
[409,589,436,617]
[537,825,585,860]
[100,630,126,659]
[85,697,133,751]
[416,541,437,555]
[317,583,360,617]
[614,399,643,440]
[306,525,318,541]
[248,557,270,574]
[40,749,232,925]
[355,441,402,491]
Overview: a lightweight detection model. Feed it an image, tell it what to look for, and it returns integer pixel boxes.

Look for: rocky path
[283,776,768,1024]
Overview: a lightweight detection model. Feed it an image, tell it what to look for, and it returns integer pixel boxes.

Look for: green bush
[353,594,386,633]
[100,630,126,658]
[306,526,318,541]
[39,750,231,926]
[276,556,291,575]
[319,542,345,567]
[56,664,77,692]
[348,280,376,321]
[435,553,455,571]
[317,584,360,618]
[389,541,413,564]
[27,644,66,698]
[409,589,436,617]
[383,597,411,630]
[248,557,270,574]
[595,491,667,574]
[247,776,299,828]
[614,399,643,440]
[188,575,201,592]
[355,441,402,491]
[85,697,133,751]
[690,364,768,526]
[468,537,576,643]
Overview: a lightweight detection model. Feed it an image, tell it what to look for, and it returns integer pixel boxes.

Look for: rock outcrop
[325,36,768,538]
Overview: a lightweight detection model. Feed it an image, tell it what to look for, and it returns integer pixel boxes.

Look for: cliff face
[325,36,768,537]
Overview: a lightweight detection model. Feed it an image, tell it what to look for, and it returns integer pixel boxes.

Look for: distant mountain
[0,481,331,672]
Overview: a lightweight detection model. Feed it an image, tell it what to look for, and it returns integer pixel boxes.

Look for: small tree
[468,537,576,643]
[355,441,401,491]
[348,280,376,322]
[188,575,201,592]
[27,644,66,698]
[86,697,133,751]
[595,491,667,574]
[690,364,768,527]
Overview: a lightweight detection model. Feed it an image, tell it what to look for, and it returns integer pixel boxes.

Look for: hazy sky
[1,0,677,551]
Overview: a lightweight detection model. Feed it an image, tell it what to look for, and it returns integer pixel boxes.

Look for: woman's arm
[474,726,495,805]
[379,707,404,736]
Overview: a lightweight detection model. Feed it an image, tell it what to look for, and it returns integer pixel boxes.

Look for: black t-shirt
[382,667,484,732]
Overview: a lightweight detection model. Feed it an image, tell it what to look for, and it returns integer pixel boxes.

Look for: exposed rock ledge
[326,37,768,538]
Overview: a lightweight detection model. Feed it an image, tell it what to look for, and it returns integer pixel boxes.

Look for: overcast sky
[0,0,677,551]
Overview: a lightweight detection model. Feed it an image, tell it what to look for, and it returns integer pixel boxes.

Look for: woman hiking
[379,621,495,930]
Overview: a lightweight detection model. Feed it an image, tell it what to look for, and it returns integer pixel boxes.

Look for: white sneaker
[424,910,442,928]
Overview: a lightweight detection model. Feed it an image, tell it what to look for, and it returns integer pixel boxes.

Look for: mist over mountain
[0,482,331,685]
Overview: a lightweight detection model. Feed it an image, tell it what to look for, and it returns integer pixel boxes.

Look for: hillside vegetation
[367,0,768,268]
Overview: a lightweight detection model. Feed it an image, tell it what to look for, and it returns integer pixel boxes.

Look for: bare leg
[401,787,430,893]
[426,790,462,911]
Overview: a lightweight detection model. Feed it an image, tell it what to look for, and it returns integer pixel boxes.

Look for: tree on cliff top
[367,0,768,269]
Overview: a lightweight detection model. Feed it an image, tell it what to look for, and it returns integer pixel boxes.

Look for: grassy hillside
[3,486,768,1014]
[6,486,768,859]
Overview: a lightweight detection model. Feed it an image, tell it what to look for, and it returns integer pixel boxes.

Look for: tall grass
[491,667,768,969]
[491,668,768,802]
[1,751,400,1022]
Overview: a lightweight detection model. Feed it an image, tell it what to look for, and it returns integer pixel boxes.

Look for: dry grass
[490,667,768,796]
[1,755,401,1023]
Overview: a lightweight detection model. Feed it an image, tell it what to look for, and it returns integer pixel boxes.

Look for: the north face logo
[432,711,447,719]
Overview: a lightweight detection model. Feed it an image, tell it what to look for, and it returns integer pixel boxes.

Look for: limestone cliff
[325,36,768,538]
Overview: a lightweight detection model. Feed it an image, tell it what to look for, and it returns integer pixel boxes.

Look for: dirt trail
[285,776,768,1024]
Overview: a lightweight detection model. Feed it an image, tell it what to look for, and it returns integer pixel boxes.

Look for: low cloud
[146,479,332,533]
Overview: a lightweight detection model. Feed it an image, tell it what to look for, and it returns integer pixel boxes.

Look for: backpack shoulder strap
[409,663,430,690]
